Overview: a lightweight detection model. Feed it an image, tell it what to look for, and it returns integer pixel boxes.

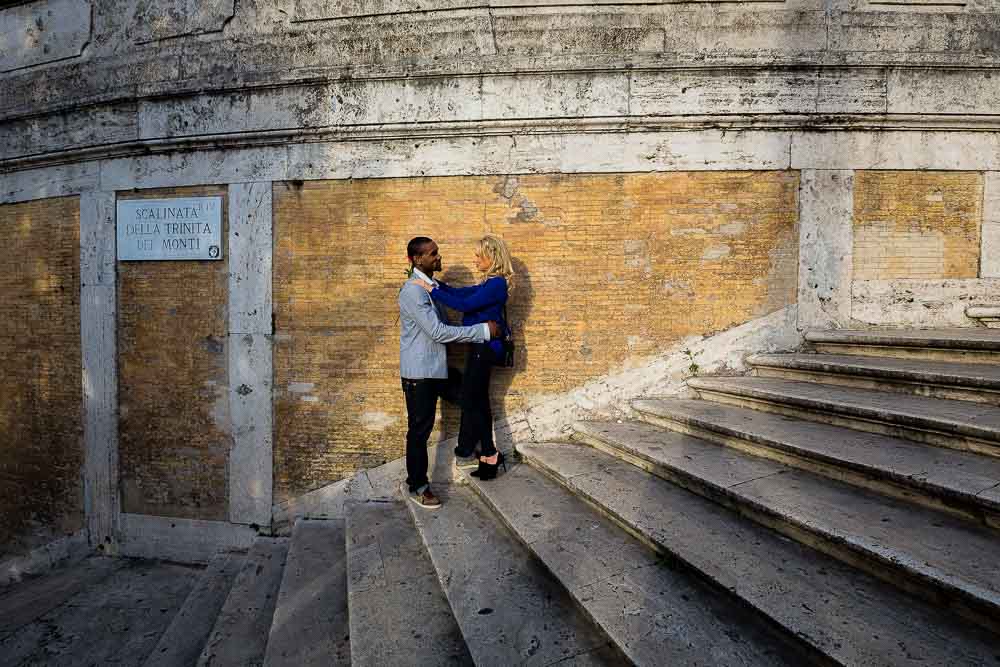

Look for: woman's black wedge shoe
[471,451,506,481]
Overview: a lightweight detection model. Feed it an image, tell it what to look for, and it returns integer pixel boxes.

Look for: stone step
[145,552,245,667]
[264,519,350,667]
[1,559,199,667]
[0,556,123,640]
[750,352,1000,405]
[197,537,289,667]
[688,376,1000,458]
[519,441,1000,665]
[345,499,473,667]
[405,482,626,667]
[571,420,1000,635]
[468,463,814,666]
[805,328,1000,363]
[632,398,1000,530]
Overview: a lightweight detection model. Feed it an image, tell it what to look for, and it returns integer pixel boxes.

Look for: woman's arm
[430,276,507,312]
[434,281,479,297]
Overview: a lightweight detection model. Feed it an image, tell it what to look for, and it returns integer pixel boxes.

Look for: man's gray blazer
[398,281,488,379]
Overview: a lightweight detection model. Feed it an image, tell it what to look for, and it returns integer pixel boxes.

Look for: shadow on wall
[492,255,534,446]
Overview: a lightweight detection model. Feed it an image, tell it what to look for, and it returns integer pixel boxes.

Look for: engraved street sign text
[117,197,223,261]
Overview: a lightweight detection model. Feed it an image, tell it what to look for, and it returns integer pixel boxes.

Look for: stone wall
[2,0,1000,561]
[272,171,799,499]
[0,196,83,560]
[6,3,1000,168]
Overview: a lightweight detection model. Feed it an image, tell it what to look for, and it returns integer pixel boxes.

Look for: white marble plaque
[116,197,223,261]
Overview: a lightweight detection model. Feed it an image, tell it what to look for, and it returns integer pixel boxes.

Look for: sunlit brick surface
[273,172,799,500]
[0,196,82,557]
[854,171,982,280]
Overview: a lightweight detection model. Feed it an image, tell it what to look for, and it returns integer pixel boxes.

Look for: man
[399,236,500,508]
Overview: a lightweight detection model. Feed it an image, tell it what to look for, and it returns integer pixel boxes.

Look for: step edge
[516,445,886,666]
[263,519,350,667]
[197,538,290,667]
[568,425,1000,631]
[402,483,610,667]
[345,498,475,667]
[748,354,1000,391]
[686,378,1000,442]
[144,552,245,667]
[629,401,1000,515]
[804,331,1000,350]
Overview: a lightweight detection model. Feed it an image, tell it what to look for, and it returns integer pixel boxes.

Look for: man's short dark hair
[407,236,434,260]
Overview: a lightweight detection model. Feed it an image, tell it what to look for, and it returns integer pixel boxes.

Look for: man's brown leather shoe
[410,487,442,509]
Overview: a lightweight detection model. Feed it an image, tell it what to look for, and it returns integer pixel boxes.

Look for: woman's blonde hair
[476,235,514,291]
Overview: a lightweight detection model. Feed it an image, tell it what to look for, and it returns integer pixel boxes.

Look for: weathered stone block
[983,172,1000,278]
[791,131,1000,170]
[482,71,628,119]
[228,333,273,526]
[138,86,332,140]
[631,69,818,116]
[852,279,1000,327]
[798,170,853,331]
[130,0,235,43]
[0,103,138,162]
[0,0,91,73]
[888,68,1000,115]
[492,8,668,57]
[100,147,287,191]
[295,0,472,21]
[0,162,100,205]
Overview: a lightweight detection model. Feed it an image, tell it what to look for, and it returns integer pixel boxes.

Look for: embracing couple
[398,235,514,509]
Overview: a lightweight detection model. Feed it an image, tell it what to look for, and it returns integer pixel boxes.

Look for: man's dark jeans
[401,370,461,493]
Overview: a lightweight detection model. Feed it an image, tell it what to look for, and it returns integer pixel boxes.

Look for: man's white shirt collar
[412,268,437,286]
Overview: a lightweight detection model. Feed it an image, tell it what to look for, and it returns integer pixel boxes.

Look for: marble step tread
[688,376,1000,443]
[0,556,124,639]
[633,398,1000,515]
[1,560,198,667]
[519,442,1000,666]
[750,353,1000,389]
[145,551,245,667]
[264,519,350,667]
[806,329,1000,350]
[345,499,473,667]
[197,537,289,667]
[573,420,1000,631]
[468,463,812,666]
[406,483,625,667]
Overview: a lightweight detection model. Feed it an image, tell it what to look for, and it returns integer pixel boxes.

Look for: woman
[414,235,513,480]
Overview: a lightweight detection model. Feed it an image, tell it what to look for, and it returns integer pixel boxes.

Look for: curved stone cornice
[6,62,1000,170]
[4,4,1000,120]
[5,3,1000,171]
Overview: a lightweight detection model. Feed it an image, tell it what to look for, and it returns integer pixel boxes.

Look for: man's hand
[487,320,501,339]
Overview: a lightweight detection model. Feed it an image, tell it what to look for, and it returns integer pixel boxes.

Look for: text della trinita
[126,206,215,252]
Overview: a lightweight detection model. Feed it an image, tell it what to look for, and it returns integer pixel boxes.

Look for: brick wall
[117,186,231,520]
[0,196,83,557]
[853,171,982,280]
[273,171,799,501]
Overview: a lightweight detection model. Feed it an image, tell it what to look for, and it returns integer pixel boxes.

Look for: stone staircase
[4,329,1000,666]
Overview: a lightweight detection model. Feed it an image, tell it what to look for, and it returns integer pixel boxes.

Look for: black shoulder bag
[500,304,515,368]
